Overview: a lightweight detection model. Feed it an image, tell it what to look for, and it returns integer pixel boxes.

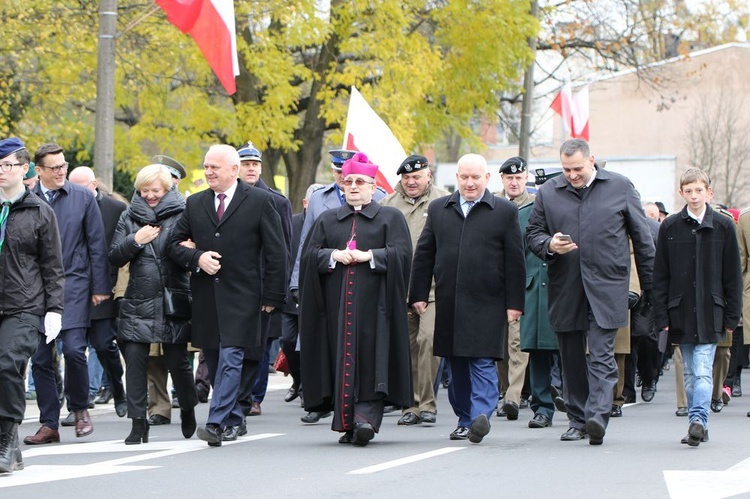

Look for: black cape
[299,202,413,431]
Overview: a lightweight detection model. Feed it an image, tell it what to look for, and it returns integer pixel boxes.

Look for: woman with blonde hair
[109,164,197,444]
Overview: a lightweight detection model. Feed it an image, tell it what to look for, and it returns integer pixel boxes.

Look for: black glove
[637,289,652,317]
[628,291,640,309]
[290,288,299,304]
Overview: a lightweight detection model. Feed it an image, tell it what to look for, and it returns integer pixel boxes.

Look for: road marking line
[347,447,465,475]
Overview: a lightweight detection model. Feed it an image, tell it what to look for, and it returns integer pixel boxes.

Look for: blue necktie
[46,190,57,203]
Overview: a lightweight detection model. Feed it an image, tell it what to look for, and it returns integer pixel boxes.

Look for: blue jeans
[681,343,717,429]
[445,356,499,427]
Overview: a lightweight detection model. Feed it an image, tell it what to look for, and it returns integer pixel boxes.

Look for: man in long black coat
[299,153,412,447]
[168,144,286,446]
[410,153,525,444]
[526,139,654,445]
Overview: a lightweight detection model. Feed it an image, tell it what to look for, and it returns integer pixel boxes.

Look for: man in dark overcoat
[410,153,525,444]
[526,139,654,445]
[25,143,110,444]
[168,144,286,446]
[68,166,127,418]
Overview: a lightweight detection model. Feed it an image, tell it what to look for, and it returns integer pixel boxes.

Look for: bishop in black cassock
[299,153,413,447]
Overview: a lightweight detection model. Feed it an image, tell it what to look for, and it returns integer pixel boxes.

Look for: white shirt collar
[215,179,239,209]
[688,206,707,224]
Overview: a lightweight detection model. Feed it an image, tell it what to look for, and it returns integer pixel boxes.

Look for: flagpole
[93,0,117,189]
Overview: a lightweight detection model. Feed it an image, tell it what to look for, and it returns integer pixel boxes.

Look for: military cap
[499,156,527,175]
[151,155,187,180]
[0,137,26,161]
[655,201,669,216]
[534,167,563,185]
[329,149,358,170]
[396,155,429,175]
[25,162,37,179]
[238,142,262,162]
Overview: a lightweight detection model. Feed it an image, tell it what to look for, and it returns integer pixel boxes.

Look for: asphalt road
[4,363,750,499]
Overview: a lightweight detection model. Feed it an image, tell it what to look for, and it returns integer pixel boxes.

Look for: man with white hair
[168,144,286,446]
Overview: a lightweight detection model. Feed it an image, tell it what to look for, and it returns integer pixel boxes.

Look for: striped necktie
[0,201,10,254]
[46,190,57,203]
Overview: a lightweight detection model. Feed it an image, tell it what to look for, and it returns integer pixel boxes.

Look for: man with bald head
[168,144,286,446]
[68,167,127,418]
[410,153,525,444]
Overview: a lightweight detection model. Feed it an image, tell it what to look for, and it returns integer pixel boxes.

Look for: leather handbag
[273,349,289,375]
[163,288,191,319]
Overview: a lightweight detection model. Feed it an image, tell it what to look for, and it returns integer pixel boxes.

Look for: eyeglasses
[40,162,69,173]
[342,178,375,187]
[0,163,24,172]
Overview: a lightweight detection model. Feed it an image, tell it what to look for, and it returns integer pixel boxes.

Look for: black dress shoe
[468,415,490,443]
[197,424,222,447]
[352,423,375,446]
[94,388,113,405]
[114,397,127,418]
[60,412,76,427]
[641,383,657,402]
[610,404,623,418]
[733,381,742,397]
[222,425,240,441]
[519,398,529,409]
[238,420,247,436]
[148,414,171,425]
[419,411,437,424]
[383,405,399,414]
[196,384,210,404]
[397,413,421,426]
[528,413,552,428]
[681,428,708,444]
[710,399,723,413]
[686,422,705,447]
[675,407,688,417]
[180,408,197,438]
[550,386,566,413]
[449,426,470,440]
[284,386,300,403]
[300,411,331,424]
[560,427,586,441]
[585,419,605,445]
[338,431,354,444]
[496,405,507,417]
[502,401,519,421]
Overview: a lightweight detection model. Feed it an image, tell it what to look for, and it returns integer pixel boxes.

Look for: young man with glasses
[0,137,64,472]
[24,143,110,445]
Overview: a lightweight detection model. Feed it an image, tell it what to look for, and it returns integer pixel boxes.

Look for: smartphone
[558,234,573,243]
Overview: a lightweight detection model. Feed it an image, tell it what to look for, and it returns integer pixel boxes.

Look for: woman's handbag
[149,243,192,319]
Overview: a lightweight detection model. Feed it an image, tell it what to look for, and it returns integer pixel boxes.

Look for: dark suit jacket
[168,180,287,350]
[92,190,127,320]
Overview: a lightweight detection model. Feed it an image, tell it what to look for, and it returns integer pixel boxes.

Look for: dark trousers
[556,313,617,431]
[251,338,274,404]
[0,313,42,423]
[204,346,245,429]
[32,327,89,429]
[446,356,499,427]
[238,359,261,416]
[528,349,557,420]
[121,341,197,419]
[633,334,660,386]
[725,325,745,387]
[280,313,301,389]
[88,318,125,400]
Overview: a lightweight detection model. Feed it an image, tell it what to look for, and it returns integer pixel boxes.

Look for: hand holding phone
[557,234,572,243]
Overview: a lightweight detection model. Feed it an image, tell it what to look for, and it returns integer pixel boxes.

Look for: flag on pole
[343,87,407,194]
[550,83,589,141]
[156,0,240,95]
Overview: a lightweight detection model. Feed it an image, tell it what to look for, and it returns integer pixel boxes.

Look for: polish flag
[156,0,240,95]
[550,83,590,141]
[343,87,407,194]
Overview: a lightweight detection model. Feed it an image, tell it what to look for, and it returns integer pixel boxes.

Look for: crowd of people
[0,134,746,474]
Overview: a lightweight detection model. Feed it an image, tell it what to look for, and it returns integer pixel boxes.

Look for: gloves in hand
[628,291,640,309]
[290,288,299,305]
[44,312,62,344]
[638,290,653,317]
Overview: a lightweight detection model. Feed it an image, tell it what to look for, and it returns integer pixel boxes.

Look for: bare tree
[687,89,750,207]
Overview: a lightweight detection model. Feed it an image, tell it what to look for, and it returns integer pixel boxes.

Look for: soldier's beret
[397,155,429,175]
[499,156,527,175]
[151,155,187,180]
[0,137,26,161]
[25,162,37,179]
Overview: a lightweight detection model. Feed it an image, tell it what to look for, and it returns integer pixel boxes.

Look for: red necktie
[217,193,226,220]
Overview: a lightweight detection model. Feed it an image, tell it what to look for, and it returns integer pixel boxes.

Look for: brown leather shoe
[23,426,60,445]
[248,402,261,416]
[74,410,93,438]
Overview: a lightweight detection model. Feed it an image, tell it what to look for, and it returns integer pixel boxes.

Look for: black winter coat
[109,189,190,344]
[653,205,742,344]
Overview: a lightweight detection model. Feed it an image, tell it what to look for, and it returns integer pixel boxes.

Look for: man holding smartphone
[526,139,654,446]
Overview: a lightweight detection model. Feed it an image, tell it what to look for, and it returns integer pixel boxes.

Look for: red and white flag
[156,0,240,95]
[343,87,407,194]
[550,83,589,141]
